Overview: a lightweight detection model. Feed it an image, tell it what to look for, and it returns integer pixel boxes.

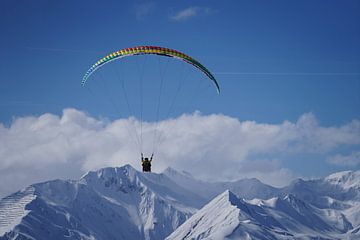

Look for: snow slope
[0,187,36,237]
[167,170,360,240]
[0,165,203,240]
[284,170,360,228]
[0,166,359,240]
[167,190,357,240]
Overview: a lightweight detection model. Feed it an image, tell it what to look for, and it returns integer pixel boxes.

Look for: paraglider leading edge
[81,46,220,94]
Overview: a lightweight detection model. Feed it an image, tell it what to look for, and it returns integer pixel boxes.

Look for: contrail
[25,47,101,54]
[214,72,360,76]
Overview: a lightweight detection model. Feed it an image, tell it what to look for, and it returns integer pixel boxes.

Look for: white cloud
[0,109,359,197]
[170,7,214,21]
[171,7,198,21]
[327,151,360,167]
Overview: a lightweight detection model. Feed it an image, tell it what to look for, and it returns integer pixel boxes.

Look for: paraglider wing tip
[213,78,221,94]
[81,76,88,86]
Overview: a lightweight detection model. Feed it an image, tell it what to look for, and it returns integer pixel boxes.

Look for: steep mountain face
[0,166,359,240]
[0,165,203,240]
[167,170,360,240]
[0,187,36,237]
[167,190,358,240]
[166,190,286,240]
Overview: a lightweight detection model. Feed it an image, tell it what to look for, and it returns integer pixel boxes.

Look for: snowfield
[0,165,359,240]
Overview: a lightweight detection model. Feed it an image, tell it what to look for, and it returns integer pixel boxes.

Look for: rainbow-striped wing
[82,46,220,93]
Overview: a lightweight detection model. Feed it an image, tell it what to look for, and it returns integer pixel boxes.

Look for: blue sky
[0,0,359,196]
[1,0,359,123]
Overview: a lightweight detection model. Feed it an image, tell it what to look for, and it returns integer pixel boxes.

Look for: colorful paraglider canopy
[82,46,220,94]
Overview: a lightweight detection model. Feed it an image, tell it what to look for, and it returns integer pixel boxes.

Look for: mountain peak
[218,189,240,205]
[325,170,360,189]
[167,189,287,240]
[122,163,136,170]
[166,190,244,240]
[163,167,194,179]
[1,164,202,240]
[2,167,360,240]
[81,164,139,183]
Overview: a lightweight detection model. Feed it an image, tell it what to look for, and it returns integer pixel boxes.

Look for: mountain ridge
[0,165,359,240]
[0,165,201,240]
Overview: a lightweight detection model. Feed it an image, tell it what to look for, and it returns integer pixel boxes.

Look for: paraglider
[82,46,220,94]
[141,153,153,172]
[82,46,220,171]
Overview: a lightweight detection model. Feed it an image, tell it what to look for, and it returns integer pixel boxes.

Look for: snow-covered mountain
[167,190,359,240]
[0,165,204,240]
[163,167,279,200]
[0,165,359,240]
[167,170,360,240]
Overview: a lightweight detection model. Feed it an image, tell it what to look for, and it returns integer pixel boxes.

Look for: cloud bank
[0,109,359,197]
